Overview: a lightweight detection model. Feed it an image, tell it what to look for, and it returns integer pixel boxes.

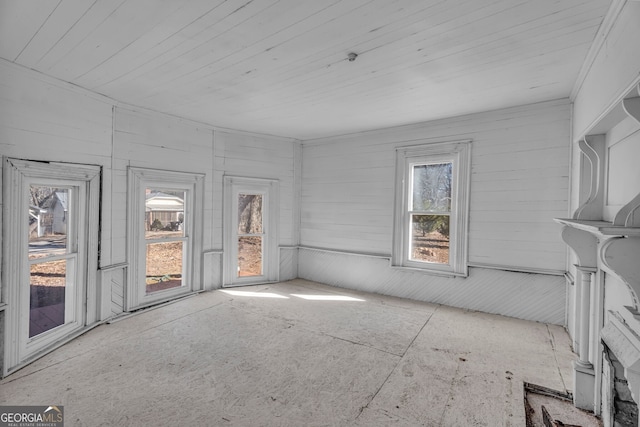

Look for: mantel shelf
[554,218,640,237]
[556,218,640,310]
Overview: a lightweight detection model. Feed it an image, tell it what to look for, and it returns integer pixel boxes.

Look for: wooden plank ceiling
[0,0,611,140]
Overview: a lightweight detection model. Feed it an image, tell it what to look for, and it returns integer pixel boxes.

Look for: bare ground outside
[238,236,262,277]
[146,239,183,293]
[411,230,450,264]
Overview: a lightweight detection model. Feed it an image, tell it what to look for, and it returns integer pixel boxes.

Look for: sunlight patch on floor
[220,289,365,302]
[220,290,289,299]
[290,294,365,302]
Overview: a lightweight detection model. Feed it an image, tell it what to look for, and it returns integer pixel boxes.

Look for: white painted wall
[0,59,299,323]
[213,130,299,248]
[299,99,571,323]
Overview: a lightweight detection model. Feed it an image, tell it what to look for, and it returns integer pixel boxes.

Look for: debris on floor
[525,382,602,427]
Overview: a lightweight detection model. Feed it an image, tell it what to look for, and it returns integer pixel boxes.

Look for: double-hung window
[128,167,204,309]
[393,140,471,276]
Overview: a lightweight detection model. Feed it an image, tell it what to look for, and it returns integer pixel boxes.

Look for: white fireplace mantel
[559,52,640,419]
[554,215,640,412]
[555,218,640,310]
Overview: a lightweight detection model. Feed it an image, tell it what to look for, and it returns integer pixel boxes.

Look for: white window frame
[3,158,100,376]
[127,167,204,310]
[392,140,471,276]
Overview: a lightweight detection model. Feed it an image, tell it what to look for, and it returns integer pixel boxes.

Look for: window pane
[145,189,185,239]
[28,186,68,260]
[238,236,262,277]
[146,241,183,294]
[410,215,450,264]
[412,163,452,212]
[30,259,67,337]
[238,194,263,234]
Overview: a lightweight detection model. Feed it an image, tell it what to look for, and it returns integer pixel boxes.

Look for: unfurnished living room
[0,1,639,426]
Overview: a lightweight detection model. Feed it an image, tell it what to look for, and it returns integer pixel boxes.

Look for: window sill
[389,264,467,278]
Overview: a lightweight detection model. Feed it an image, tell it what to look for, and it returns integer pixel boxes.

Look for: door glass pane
[238,236,262,277]
[145,189,185,239]
[237,194,263,234]
[237,193,263,278]
[146,241,183,294]
[410,214,450,264]
[30,259,67,337]
[412,163,452,212]
[28,186,68,260]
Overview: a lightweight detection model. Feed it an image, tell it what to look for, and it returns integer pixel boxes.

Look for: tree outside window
[410,162,452,264]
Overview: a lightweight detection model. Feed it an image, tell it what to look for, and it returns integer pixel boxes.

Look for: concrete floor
[1,279,576,426]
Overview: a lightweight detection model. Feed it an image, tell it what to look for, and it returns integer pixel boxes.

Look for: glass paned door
[144,188,187,294]
[27,185,79,339]
[4,158,100,376]
[237,194,263,277]
[25,184,81,339]
[224,177,278,287]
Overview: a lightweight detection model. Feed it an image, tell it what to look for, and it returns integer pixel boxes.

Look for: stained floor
[1,279,577,426]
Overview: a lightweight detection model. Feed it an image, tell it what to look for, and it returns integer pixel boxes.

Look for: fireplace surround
[555,82,640,425]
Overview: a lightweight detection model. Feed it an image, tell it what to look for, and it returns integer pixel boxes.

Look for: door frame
[223,176,279,287]
[2,158,100,376]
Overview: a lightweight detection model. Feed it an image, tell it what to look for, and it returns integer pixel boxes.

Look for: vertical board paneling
[301,99,571,272]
